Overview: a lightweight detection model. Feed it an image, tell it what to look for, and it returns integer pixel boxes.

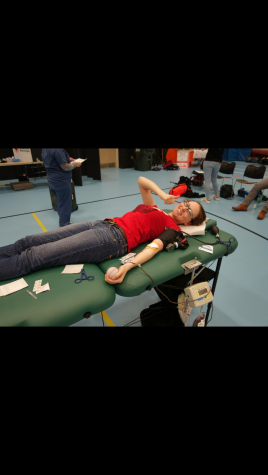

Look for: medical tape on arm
[145,241,161,253]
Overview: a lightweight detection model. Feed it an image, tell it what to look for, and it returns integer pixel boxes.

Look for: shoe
[257,210,266,220]
[212,195,220,201]
[201,198,211,204]
[232,203,248,211]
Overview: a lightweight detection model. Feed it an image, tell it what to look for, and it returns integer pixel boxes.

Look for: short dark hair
[190,201,206,226]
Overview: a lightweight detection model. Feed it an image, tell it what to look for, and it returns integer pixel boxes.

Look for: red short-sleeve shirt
[110,204,181,252]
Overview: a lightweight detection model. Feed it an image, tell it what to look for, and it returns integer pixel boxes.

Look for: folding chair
[234,164,266,191]
[217,161,236,188]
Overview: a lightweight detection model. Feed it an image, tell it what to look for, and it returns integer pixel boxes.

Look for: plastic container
[257,193,263,205]
[251,204,257,215]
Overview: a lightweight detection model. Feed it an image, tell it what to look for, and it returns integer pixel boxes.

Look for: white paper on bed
[61,264,84,274]
[36,283,50,294]
[0,278,28,297]
[180,221,206,236]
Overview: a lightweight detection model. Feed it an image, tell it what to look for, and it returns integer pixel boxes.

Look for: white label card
[199,245,213,254]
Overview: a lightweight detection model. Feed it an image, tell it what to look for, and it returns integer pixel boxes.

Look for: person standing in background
[201,148,224,204]
[41,149,81,227]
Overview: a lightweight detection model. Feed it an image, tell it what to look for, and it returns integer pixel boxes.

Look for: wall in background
[99,149,118,168]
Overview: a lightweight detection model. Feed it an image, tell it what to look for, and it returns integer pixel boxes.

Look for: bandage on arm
[145,241,161,252]
[60,162,78,171]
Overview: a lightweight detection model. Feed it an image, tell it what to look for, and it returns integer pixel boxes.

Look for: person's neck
[169,211,180,225]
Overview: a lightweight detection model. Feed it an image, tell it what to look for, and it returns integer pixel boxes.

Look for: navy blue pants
[48,179,72,227]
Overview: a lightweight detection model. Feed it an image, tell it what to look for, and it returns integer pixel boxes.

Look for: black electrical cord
[181,226,236,253]
[124,306,173,327]
[207,302,213,325]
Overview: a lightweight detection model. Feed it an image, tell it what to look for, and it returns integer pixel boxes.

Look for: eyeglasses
[183,199,194,221]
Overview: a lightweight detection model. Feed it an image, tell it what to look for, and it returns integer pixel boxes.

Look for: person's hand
[162,192,180,205]
[70,157,74,162]
[76,161,82,167]
[105,265,128,284]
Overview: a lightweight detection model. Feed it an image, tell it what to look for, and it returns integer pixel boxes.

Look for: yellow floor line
[100,311,116,327]
[32,213,47,232]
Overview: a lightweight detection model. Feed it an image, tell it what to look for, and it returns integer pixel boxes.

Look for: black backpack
[191,175,204,187]
[259,157,268,165]
[177,176,192,188]
[220,184,235,199]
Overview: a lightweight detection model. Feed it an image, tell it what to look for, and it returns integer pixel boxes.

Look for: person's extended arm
[60,161,81,171]
[105,238,164,284]
[138,176,180,206]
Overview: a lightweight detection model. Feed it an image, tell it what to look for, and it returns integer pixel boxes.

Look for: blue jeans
[203,161,221,199]
[0,221,128,281]
[48,179,72,227]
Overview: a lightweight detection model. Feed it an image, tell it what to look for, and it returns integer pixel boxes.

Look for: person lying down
[0,177,206,283]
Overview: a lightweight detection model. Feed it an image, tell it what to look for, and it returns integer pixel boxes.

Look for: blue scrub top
[41,148,72,183]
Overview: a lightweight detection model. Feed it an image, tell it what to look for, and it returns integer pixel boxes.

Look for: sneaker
[212,195,220,201]
[201,198,211,204]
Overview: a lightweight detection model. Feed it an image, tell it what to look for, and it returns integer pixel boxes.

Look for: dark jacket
[205,148,224,163]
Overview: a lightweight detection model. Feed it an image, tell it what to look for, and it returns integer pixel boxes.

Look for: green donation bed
[0,215,238,326]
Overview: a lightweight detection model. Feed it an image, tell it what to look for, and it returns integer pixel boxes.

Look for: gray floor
[0,162,267,326]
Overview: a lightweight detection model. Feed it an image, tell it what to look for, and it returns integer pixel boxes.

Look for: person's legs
[233,178,268,212]
[244,178,268,208]
[0,222,92,259]
[0,221,128,281]
[257,181,268,218]
[203,162,212,199]
[260,201,268,214]
[49,180,72,227]
[210,162,221,197]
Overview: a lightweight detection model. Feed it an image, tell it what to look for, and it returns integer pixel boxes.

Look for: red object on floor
[169,183,188,196]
